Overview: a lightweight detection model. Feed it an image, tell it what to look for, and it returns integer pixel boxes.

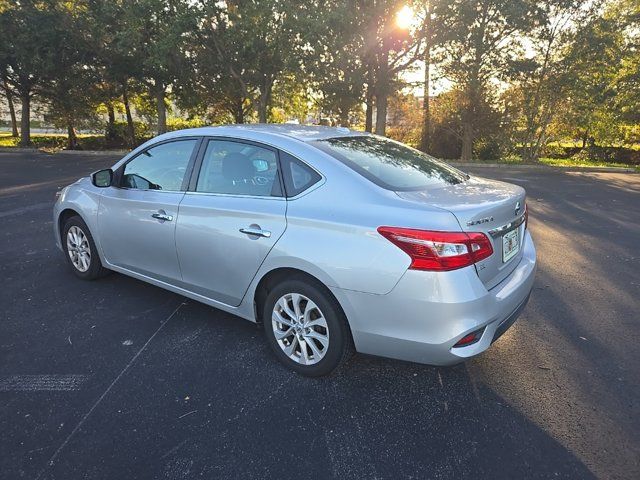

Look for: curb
[449,162,637,173]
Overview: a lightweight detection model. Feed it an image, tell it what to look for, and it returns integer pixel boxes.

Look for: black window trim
[279,151,323,198]
[186,136,286,199]
[113,136,204,192]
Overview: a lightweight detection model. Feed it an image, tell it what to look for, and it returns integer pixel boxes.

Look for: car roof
[159,124,371,143]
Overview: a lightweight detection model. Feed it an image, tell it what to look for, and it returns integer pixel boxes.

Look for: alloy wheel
[272,293,329,365]
[66,225,91,272]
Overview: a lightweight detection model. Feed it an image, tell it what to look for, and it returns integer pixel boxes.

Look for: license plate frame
[502,228,520,263]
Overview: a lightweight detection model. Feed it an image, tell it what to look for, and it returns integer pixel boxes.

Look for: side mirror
[91,168,113,188]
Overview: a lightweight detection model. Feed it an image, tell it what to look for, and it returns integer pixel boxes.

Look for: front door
[98,138,199,284]
[175,138,287,306]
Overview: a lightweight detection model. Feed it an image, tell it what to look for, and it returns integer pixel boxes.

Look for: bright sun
[395,5,415,30]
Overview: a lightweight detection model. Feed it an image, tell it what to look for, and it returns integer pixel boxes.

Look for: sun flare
[395,5,415,30]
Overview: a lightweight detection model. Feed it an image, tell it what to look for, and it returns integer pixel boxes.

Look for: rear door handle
[239,227,271,238]
[151,212,173,222]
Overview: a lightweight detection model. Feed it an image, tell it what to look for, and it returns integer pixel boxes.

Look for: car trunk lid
[396,176,527,289]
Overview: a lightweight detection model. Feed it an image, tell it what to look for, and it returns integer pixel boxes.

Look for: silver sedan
[53,125,536,376]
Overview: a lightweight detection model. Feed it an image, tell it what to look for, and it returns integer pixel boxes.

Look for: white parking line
[35,301,186,479]
[0,374,89,392]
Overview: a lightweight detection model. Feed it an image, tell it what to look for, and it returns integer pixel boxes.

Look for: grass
[455,157,638,170]
[546,140,640,151]
[538,157,636,169]
[0,132,127,151]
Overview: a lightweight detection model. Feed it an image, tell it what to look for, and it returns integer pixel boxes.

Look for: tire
[262,278,354,376]
[62,215,109,280]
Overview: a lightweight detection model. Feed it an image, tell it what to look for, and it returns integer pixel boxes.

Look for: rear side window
[195,140,282,197]
[313,136,467,191]
[280,152,321,197]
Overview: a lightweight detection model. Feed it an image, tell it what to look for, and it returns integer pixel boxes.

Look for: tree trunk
[19,91,31,147]
[374,93,387,136]
[419,3,431,153]
[106,103,116,141]
[122,85,135,147]
[233,99,244,124]
[365,93,373,132]
[461,122,473,161]
[1,72,18,137]
[156,84,166,135]
[257,78,272,123]
[67,124,78,150]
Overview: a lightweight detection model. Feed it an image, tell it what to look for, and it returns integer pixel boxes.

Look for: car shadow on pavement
[40,299,596,480]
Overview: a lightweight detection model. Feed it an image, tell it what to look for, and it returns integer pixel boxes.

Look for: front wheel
[62,215,109,280]
[263,279,353,376]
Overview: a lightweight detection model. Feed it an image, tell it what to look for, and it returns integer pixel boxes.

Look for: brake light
[377,227,493,271]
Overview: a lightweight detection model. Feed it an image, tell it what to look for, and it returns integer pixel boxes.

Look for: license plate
[502,229,519,263]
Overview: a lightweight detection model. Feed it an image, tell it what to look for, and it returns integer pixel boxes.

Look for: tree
[418,0,432,152]
[305,1,367,126]
[38,1,102,149]
[0,0,65,146]
[554,5,625,148]
[509,1,594,161]
[118,0,199,135]
[361,0,425,136]
[199,0,311,124]
[435,0,541,160]
[0,68,18,137]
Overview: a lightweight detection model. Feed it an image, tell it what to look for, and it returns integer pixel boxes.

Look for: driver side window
[122,139,197,191]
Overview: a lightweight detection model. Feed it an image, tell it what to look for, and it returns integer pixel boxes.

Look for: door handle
[239,227,271,238]
[151,212,173,222]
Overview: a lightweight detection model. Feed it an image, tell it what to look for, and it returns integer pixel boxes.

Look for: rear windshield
[313,136,467,191]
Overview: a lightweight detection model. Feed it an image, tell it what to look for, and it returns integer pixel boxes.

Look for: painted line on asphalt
[0,374,90,392]
[35,300,187,480]
[0,202,51,218]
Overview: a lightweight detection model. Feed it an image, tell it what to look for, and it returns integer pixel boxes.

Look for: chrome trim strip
[488,213,526,237]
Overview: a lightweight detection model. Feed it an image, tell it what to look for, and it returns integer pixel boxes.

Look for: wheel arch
[58,208,84,241]
[253,267,350,335]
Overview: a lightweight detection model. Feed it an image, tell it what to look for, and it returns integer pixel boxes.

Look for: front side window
[313,136,468,191]
[122,139,197,191]
[195,140,281,196]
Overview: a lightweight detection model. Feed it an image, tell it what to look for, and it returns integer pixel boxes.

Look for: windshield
[313,136,468,191]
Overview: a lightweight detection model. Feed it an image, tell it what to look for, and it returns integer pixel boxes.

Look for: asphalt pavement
[1,150,638,479]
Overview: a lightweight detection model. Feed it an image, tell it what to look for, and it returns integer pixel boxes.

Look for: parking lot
[1,150,638,479]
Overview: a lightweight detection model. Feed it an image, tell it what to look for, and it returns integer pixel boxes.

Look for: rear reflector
[377,227,493,271]
[453,328,485,347]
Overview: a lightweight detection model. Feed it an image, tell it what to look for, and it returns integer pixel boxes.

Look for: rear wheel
[62,216,109,280]
[263,278,353,376]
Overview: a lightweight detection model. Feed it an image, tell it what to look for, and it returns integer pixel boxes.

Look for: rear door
[98,138,200,283]
[175,138,287,306]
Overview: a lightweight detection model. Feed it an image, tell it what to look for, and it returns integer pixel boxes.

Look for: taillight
[377,227,493,271]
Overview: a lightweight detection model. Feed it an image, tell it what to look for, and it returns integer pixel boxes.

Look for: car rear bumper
[331,230,537,366]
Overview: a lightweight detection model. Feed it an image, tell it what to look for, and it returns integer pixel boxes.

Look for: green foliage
[0,0,638,165]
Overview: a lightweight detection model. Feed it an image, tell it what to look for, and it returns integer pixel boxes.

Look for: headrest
[221,152,255,181]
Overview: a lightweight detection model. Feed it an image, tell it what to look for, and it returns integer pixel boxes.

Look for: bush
[474,137,508,161]
[108,121,152,143]
[166,117,207,132]
[573,145,640,164]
